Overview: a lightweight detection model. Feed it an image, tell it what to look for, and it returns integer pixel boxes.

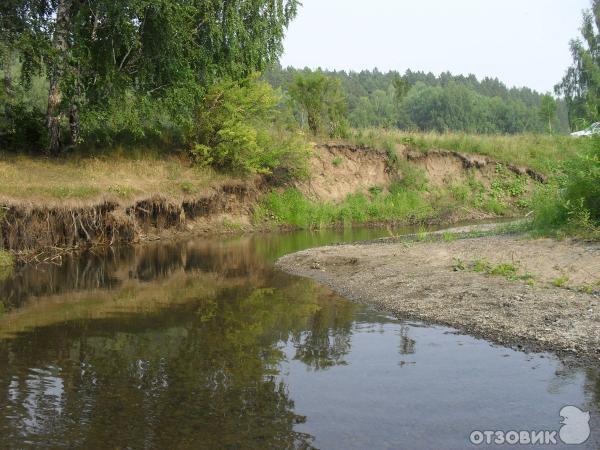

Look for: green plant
[442,232,456,242]
[472,260,490,273]
[332,156,344,167]
[179,181,194,194]
[369,186,383,196]
[191,74,309,177]
[580,285,594,295]
[254,188,431,230]
[532,138,600,238]
[396,159,428,191]
[452,257,466,271]
[489,263,518,278]
[552,276,570,288]
[416,227,428,242]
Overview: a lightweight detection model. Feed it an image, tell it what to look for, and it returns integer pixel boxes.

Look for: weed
[483,197,506,215]
[452,257,466,271]
[179,181,194,194]
[442,232,456,242]
[580,285,594,295]
[531,138,599,239]
[369,186,383,196]
[416,227,428,242]
[489,263,518,278]
[472,259,491,273]
[469,259,522,281]
[221,219,243,232]
[332,156,344,167]
[552,276,569,288]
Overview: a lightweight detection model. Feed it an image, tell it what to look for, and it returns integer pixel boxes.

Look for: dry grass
[0,152,225,205]
[350,129,590,174]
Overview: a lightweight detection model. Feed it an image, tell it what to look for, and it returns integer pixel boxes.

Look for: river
[0,228,597,449]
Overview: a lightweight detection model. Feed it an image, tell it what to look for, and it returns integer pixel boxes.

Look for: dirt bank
[276,234,600,361]
[1,143,547,255]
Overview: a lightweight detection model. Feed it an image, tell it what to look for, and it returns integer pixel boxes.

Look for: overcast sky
[280,0,591,93]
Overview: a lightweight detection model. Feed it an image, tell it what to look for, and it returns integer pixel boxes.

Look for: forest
[266,67,571,135]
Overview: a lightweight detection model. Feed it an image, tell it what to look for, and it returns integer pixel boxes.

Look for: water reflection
[0,228,598,449]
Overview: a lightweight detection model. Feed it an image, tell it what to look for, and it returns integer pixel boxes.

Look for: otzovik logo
[470,406,591,446]
[559,406,591,445]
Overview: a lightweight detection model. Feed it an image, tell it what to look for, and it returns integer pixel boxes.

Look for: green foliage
[489,263,518,278]
[289,71,349,137]
[442,231,457,243]
[552,276,570,288]
[266,67,569,134]
[396,160,428,191]
[469,259,521,280]
[452,257,466,271]
[254,188,431,229]
[191,75,309,176]
[1,0,299,151]
[532,137,600,238]
[556,0,600,128]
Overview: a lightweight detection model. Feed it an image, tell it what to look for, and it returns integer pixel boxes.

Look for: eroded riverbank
[276,234,600,362]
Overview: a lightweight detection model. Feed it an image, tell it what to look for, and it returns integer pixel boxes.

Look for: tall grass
[531,137,600,239]
[350,129,590,174]
[254,185,433,229]
[0,151,223,203]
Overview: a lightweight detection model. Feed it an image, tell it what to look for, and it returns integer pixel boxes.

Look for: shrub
[191,74,309,177]
[532,137,600,238]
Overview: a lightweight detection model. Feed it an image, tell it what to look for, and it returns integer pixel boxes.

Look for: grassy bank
[1,132,593,247]
[255,160,533,229]
[350,129,592,174]
[0,151,224,203]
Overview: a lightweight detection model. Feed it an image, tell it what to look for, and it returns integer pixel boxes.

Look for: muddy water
[0,228,598,449]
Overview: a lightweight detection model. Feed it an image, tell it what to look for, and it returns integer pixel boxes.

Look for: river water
[0,228,598,449]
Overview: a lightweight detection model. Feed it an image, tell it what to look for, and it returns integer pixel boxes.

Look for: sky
[280,0,591,93]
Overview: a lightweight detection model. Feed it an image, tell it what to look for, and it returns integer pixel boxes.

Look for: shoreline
[275,234,600,363]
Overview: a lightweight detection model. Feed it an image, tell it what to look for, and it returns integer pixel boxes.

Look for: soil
[297,143,392,202]
[276,233,600,362]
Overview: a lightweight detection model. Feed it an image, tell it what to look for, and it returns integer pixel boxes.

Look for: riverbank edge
[275,231,600,366]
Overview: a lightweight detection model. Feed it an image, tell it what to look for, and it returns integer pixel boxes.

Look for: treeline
[266,67,570,134]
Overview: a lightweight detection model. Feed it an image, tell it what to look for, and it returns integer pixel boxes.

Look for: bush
[532,137,600,238]
[191,74,309,177]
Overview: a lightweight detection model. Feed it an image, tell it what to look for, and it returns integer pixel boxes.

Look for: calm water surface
[0,228,598,449]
